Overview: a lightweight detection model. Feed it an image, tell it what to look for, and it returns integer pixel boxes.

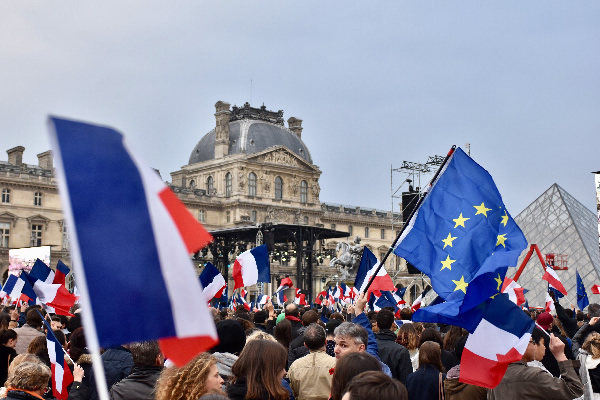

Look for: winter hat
[536,312,553,331]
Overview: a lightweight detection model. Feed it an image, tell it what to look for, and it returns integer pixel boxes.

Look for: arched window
[300,180,308,203]
[248,172,257,197]
[275,176,283,200]
[225,173,232,197]
[303,216,309,224]
[364,226,369,238]
[34,192,43,206]
[189,180,196,189]
[1,188,10,203]
[206,176,214,193]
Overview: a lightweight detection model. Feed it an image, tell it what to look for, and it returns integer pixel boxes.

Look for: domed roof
[188,119,313,165]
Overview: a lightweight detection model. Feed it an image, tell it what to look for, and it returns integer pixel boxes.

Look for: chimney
[37,150,53,170]
[288,117,303,138]
[214,101,231,158]
[7,146,25,166]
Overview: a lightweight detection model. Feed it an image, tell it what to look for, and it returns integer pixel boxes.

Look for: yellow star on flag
[442,233,458,249]
[501,211,509,227]
[452,276,469,294]
[496,234,507,248]
[473,202,492,217]
[494,273,502,291]
[452,213,470,228]
[440,255,456,271]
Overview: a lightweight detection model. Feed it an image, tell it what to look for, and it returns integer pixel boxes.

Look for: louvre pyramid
[507,183,600,309]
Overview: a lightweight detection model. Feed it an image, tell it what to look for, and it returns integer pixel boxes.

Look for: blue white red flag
[53,260,71,286]
[354,247,395,297]
[294,288,307,306]
[411,287,430,312]
[257,295,270,307]
[275,276,293,294]
[24,272,77,316]
[199,263,227,301]
[460,294,535,388]
[501,277,527,306]
[48,117,217,367]
[542,264,567,296]
[233,245,270,289]
[276,290,287,306]
[39,310,74,400]
[0,275,25,299]
[29,259,55,284]
[545,291,555,313]
[235,291,251,311]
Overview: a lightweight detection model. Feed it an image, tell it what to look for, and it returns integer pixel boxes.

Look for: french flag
[545,292,555,313]
[314,290,327,305]
[460,294,535,389]
[40,311,74,400]
[53,260,70,286]
[199,263,227,302]
[25,260,77,315]
[257,295,270,307]
[0,275,27,299]
[542,264,567,296]
[235,291,251,311]
[593,285,600,294]
[49,117,217,367]
[275,276,293,294]
[354,247,395,297]
[233,245,270,290]
[411,287,430,312]
[501,277,527,306]
[276,291,287,306]
[294,288,307,306]
[30,259,55,283]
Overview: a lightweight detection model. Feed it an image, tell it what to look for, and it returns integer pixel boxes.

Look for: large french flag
[199,263,227,302]
[0,275,26,299]
[48,117,217,367]
[460,294,535,388]
[354,247,395,297]
[232,245,270,289]
[542,264,567,296]
[40,311,73,400]
[501,277,527,306]
[26,260,77,315]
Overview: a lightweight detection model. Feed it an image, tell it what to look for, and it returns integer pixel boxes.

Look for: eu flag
[577,269,590,310]
[394,147,527,318]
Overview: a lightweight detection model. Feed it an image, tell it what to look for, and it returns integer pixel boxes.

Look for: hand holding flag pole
[362,145,457,294]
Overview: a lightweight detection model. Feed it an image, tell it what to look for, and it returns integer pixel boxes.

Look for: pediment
[248,146,319,172]
[0,212,18,227]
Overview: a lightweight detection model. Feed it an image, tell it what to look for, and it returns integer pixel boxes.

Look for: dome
[189,103,313,165]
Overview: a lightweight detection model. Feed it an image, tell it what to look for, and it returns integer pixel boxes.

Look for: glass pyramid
[508,183,600,309]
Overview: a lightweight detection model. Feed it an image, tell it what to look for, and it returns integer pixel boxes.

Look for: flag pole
[363,145,457,294]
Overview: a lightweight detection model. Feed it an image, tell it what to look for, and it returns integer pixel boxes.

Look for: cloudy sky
[2,2,599,217]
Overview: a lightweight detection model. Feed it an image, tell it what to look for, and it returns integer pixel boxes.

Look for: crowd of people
[0,290,598,399]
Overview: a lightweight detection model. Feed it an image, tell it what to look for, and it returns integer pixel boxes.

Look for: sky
[1,1,599,218]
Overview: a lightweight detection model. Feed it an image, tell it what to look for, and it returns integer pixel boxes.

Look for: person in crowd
[254,310,269,333]
[536,311,574,377]
[3,361,51,400]
[333,292,391,376]
[575,330,600,398]
[548,291,579,338]
[396,323,420,372]
[0,329,18,386]
[155,353,225,400]
[324,319,342,358]
[227,339,289,400]
[274,319,292,356]
[442,326,466,353]
[488,327,583,399]
[287,323,336,400]
[67,327,95,399]
[375,310,412,384]
[88,343,134,400]
[443,336,486,399]
[110,340,165,400]
[419,327,458,372]
[574,312,600,352]
[288,310,319,366]
[210,319,247,383]
[13,309,45,355]
[341,371,408,400]
[0,354,44,398]
[284,304,304,340]
[406,341,445,400]
[329,352,382,400]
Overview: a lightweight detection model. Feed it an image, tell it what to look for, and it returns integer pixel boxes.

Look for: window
[248,172,257,197]
[34,192,43,206]
[206,176,214,193]
[381,229,385,240]
[348,225,353,236]
[198,210,205,223]
[300,180,308,203]
[226,211,231,223]
[304,216,309,224]
[251,210,257,222]
[31,224,43,247]
[1,188,10,203]
[275,176,283,200]
[380,252,386,263]
[0,222,9,247]
[225,173,232,197]
[365,227,369,238]
[331,223,336,230]
[189,180,196,189]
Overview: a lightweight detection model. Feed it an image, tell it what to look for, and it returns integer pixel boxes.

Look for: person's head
[274,318,292,349]
[342,371,408,400]
[155,353,224,400]
[5,361,51,395]
[453,335,468,361]
[326,319,343,338]
[418,341,444,372]
[536,312,553,331]
[443,326,466,352]
[210,319,246,355]
[51,316,63,331]
[582,332,600,360]
[232,339,288,400]
[27,336,47,355]
[588,303,600,318]
[418,327,443,348]
[68,327,88,363]
[254,310,267,324]
[330,352,381,400]
[302,310,319,327]
[399,308,413,321]
[304,323,327,351]
[130,340,164,367]
[330,312,345,322]
[397,323,419,350]
[285,303,299,318]
[375,310,394,331]
[53,330,67,347]
[7,354,43,379]
[334,322,368,359]
[25,309,43,329]
[0,329,18,348]
[246,330,277,343]
[522,327,546,363]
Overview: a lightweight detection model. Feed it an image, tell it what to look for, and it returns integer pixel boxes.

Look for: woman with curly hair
[397,323,420,371]
[155,353,225,400]
[227,339,289,400]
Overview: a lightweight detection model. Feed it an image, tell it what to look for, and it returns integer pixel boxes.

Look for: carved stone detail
[260,150,300,168]
[260,171,271,193]
[312,179,321,200]
[238,166,246,190]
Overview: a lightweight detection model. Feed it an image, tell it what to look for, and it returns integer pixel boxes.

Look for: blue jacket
[406,365,445,400]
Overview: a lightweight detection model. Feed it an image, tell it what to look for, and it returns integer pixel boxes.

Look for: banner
[8,246,51,274]
[596,172,600,246]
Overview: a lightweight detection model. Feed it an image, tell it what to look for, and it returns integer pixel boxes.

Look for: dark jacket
[226,377,295,400]
[554,302,579,338]
[109,366,163,400]
[541,331,573,377]
[88,346,134,400]
[0,345,17,386]
[375,329,412,384]
[406,365,445,400]
[68,354,93,400]
[4,390,45,400]
[288,327,309,367]
[286,317,303,340]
